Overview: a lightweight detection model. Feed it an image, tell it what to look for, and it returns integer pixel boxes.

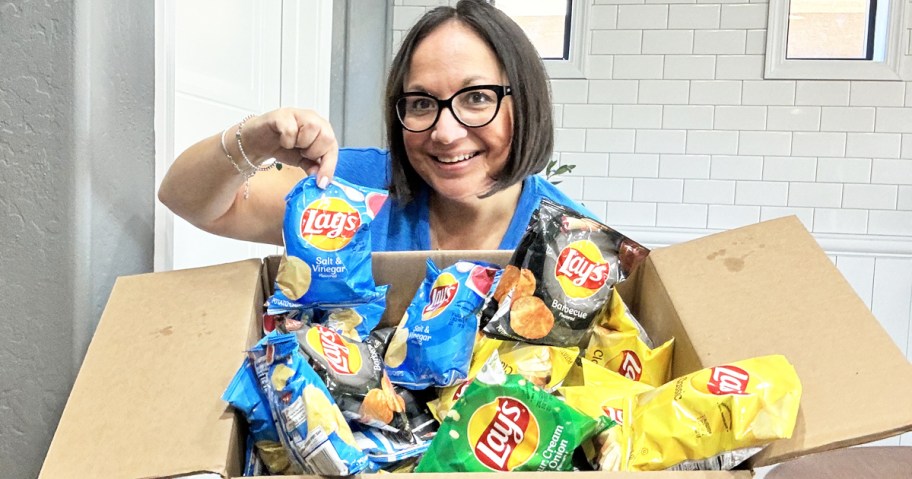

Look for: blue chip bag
[277,175,388,306]
[264,285,388,340]
[384,260,499,389]
[248,331,371,475]
[222,359,299,475]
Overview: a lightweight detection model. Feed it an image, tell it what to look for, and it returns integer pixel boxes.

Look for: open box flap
[39,259,264,479]
[646,216,912,467]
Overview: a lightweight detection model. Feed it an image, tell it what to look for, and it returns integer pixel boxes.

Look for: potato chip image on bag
[280,175,388,306]
[481,199,649,346]
[384,259,499,389]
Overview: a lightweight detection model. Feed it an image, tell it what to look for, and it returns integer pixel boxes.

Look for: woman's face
[402,20,513,203]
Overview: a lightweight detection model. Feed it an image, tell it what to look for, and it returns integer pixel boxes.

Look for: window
[765,0,905,79]
[494,0,589,79]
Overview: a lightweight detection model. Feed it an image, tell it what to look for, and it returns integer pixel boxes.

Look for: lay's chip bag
[584,289,674,387]
[385,259,499,389]
[248,331,370,475]
[278,175,388,306]
[608,354,802,471]
[222,358,300,475]
[430,337,579,422]
[415,372,613,473]
[481,199,649,346]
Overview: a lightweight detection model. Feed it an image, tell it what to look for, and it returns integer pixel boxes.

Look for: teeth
[437,152,476,164]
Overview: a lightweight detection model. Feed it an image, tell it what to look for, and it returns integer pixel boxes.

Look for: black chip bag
[481,199,648,346]
[296,325,412,436]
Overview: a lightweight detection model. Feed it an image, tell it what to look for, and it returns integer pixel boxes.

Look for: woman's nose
[430,107,468,144]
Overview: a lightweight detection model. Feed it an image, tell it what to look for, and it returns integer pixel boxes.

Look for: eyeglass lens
[397,87,504,132]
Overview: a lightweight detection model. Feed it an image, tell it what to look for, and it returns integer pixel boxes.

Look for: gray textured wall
[0,1,154,477]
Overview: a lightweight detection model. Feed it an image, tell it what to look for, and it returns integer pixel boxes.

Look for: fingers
[291,110,338,189]
[253,108,339,188]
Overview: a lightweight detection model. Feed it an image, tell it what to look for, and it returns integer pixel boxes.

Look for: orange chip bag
[585,289,673,387]
[608,354,802,471]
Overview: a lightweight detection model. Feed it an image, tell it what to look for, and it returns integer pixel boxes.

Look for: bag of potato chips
[248,331,370,475]
[222,358,300,475]
[295,324,415,439]
[415,371,614,473]
[607,354,802,472]
[584,289,674,387]
[481,199,648,346]
[384,259,498,389]
[430,337,579,422]
[277,175,388,306]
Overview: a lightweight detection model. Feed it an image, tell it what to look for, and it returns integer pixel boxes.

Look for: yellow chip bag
[585,289,673,387]
[499,343,578,391]
[611,354,802,471]
[559,358,654,469]
[559,358,654,425]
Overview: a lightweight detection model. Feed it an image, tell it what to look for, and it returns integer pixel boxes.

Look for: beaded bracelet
[236,114,279,173]
[218,115,281,199]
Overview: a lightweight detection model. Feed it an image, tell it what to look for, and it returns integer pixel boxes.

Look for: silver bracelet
[236,114,278,173]
[219,126,254,199]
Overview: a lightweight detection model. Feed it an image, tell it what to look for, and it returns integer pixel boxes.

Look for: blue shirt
[334,147,594,251]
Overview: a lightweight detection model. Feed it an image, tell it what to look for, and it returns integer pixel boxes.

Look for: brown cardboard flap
[39,259,264,479]
[647,216,912,467]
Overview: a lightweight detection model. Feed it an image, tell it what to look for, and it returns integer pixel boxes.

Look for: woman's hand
[241,108,338,187]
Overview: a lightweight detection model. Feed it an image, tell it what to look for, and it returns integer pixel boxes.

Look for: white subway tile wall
[390,0,912,239]
[393,4,912,414]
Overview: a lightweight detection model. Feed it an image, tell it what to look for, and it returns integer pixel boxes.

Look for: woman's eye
[465,91,495,105]
[409,98,436,112]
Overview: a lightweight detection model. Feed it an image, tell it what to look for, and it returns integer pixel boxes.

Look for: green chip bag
[415,374,613,473]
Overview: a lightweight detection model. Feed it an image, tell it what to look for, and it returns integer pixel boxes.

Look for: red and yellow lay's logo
[705,365,750,395]
[421,272,459,320]
[617,350,643,381]
[451,380,472,402]
[300,197,361,251]
[601,405,624,425]
[468,397,539,471]
[305,326,362,375]
[554,240,610,299]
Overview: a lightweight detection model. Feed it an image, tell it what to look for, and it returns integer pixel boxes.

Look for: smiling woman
[157,0,593,254]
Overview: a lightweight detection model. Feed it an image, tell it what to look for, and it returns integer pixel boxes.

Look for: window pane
[786,0,874,59]
[495,0,570,59]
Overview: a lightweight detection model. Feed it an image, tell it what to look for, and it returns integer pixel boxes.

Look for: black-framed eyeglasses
[395,84,512,133]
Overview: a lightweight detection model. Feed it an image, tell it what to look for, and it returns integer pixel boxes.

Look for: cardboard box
[40,217,912,478]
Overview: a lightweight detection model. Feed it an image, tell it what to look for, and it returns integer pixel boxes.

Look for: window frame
[764,0,906,80]
[534,0,589,79]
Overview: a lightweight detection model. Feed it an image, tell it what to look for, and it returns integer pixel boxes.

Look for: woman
[159,0,589,251]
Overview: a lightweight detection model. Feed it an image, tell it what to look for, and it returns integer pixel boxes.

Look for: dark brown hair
[384,0,553,204]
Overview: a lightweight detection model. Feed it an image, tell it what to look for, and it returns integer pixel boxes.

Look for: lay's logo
[305,326,362,375]
[422,273,459,320]
[554,240,610,299]
[300,197,361,251]
[618,350,643,381]
[601,406,624,425]
[468,397,539,471]
[451,380,471,402]
[706,365,750,395]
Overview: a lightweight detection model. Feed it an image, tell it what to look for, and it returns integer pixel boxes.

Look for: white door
[155,0,333,271]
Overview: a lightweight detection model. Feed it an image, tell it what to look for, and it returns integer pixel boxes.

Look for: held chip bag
[481,199,649,346]
[277,175,388,306]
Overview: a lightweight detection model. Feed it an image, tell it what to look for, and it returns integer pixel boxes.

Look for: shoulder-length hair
[384,0,553,204]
